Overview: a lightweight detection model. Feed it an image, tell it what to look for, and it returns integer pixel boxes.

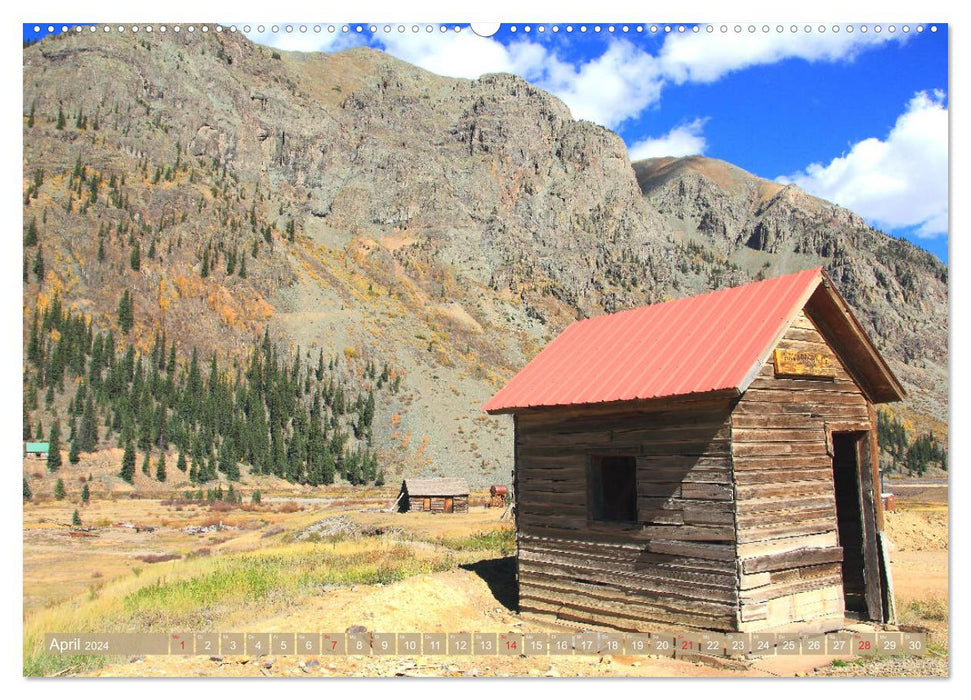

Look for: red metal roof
[482,267,824,413]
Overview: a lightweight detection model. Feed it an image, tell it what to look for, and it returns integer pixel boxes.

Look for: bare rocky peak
[635,155,947,425]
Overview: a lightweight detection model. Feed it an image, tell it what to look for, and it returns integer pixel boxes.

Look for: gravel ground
[813,655,948,677]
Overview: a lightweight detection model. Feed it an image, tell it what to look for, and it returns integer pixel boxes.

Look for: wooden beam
[867,402,885,532]
[855,432,885,622]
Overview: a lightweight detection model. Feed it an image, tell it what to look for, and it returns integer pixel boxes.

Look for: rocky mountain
[22,29,947,487]
[634,156,948,431]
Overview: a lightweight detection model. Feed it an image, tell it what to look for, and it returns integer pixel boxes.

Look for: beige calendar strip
[44,631,928,658]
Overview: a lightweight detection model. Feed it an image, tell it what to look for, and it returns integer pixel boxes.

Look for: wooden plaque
[773,348,836,378]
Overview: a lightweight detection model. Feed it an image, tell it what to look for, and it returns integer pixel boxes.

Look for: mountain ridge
[22,31,947,487]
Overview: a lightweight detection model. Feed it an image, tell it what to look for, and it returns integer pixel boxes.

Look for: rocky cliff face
[22,31,947,486]
[636,156,948,428]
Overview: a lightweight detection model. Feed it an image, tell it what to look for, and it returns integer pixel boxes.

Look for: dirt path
[892,551,948,601]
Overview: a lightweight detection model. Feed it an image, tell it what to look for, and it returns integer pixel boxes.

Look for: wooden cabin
[397,478,470,513]
[483,268,904,634]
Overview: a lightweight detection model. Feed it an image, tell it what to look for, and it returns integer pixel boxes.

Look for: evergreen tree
[23,477,32,502]
[32,246,45,282]
[118,290,134,334]
[47,419,62,472]
[156,451,167,482]
[80,395,98,451]
[177,451,187,472]
[219,439,240,481]
[69,434,81,464]
[362,390,375,432]
[142,450,151,476]
[81,482,90,504]
[129,240,141,271]
[24,217,38,246]
[54,478,65,500]
[119,440,136,483]
[56,106,65,130]
[72,509,82,526]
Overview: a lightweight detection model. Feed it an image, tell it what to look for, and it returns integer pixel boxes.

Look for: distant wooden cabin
[483,268,904,634]
[24,441,49,459]
[398,478,469,514]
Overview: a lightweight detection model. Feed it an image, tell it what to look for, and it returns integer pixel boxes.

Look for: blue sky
[23,22,949,262]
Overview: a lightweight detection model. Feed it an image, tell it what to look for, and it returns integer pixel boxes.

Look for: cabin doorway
[830,431,884,621]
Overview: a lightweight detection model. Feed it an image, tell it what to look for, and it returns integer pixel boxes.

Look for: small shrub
[136,553,182,564]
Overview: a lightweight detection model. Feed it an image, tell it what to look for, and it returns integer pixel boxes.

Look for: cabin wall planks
[515,398,739,631]
[731,310,868,631]
[512,309,884,634]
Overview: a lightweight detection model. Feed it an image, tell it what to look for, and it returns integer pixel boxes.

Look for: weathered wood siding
[515,398,739,632]
[732,309,869,631]
[403,495,469,513]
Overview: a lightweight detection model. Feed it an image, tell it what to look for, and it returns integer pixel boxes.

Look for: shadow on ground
[461,557,518,611]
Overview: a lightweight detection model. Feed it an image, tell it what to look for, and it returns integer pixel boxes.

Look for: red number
[331,640,338,650]
[858,640,871,650]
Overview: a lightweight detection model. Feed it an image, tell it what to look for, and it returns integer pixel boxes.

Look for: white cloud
[658,27,905,84]
[376,29,526,79]
[778,91,948,237]
[536,41,663,128]
[628,118,709,160]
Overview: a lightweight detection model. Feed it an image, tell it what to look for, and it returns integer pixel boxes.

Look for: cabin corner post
[866,402,885,531]
[512,413,521,612]
[729,402,743,633]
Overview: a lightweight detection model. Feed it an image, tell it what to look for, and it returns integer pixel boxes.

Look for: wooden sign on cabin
[772,348,837,378]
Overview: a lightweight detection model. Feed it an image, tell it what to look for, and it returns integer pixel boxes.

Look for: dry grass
[23,499,514,677]
[24,537,466,676]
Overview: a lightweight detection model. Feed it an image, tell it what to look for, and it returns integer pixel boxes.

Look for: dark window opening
[590,455,638,523]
